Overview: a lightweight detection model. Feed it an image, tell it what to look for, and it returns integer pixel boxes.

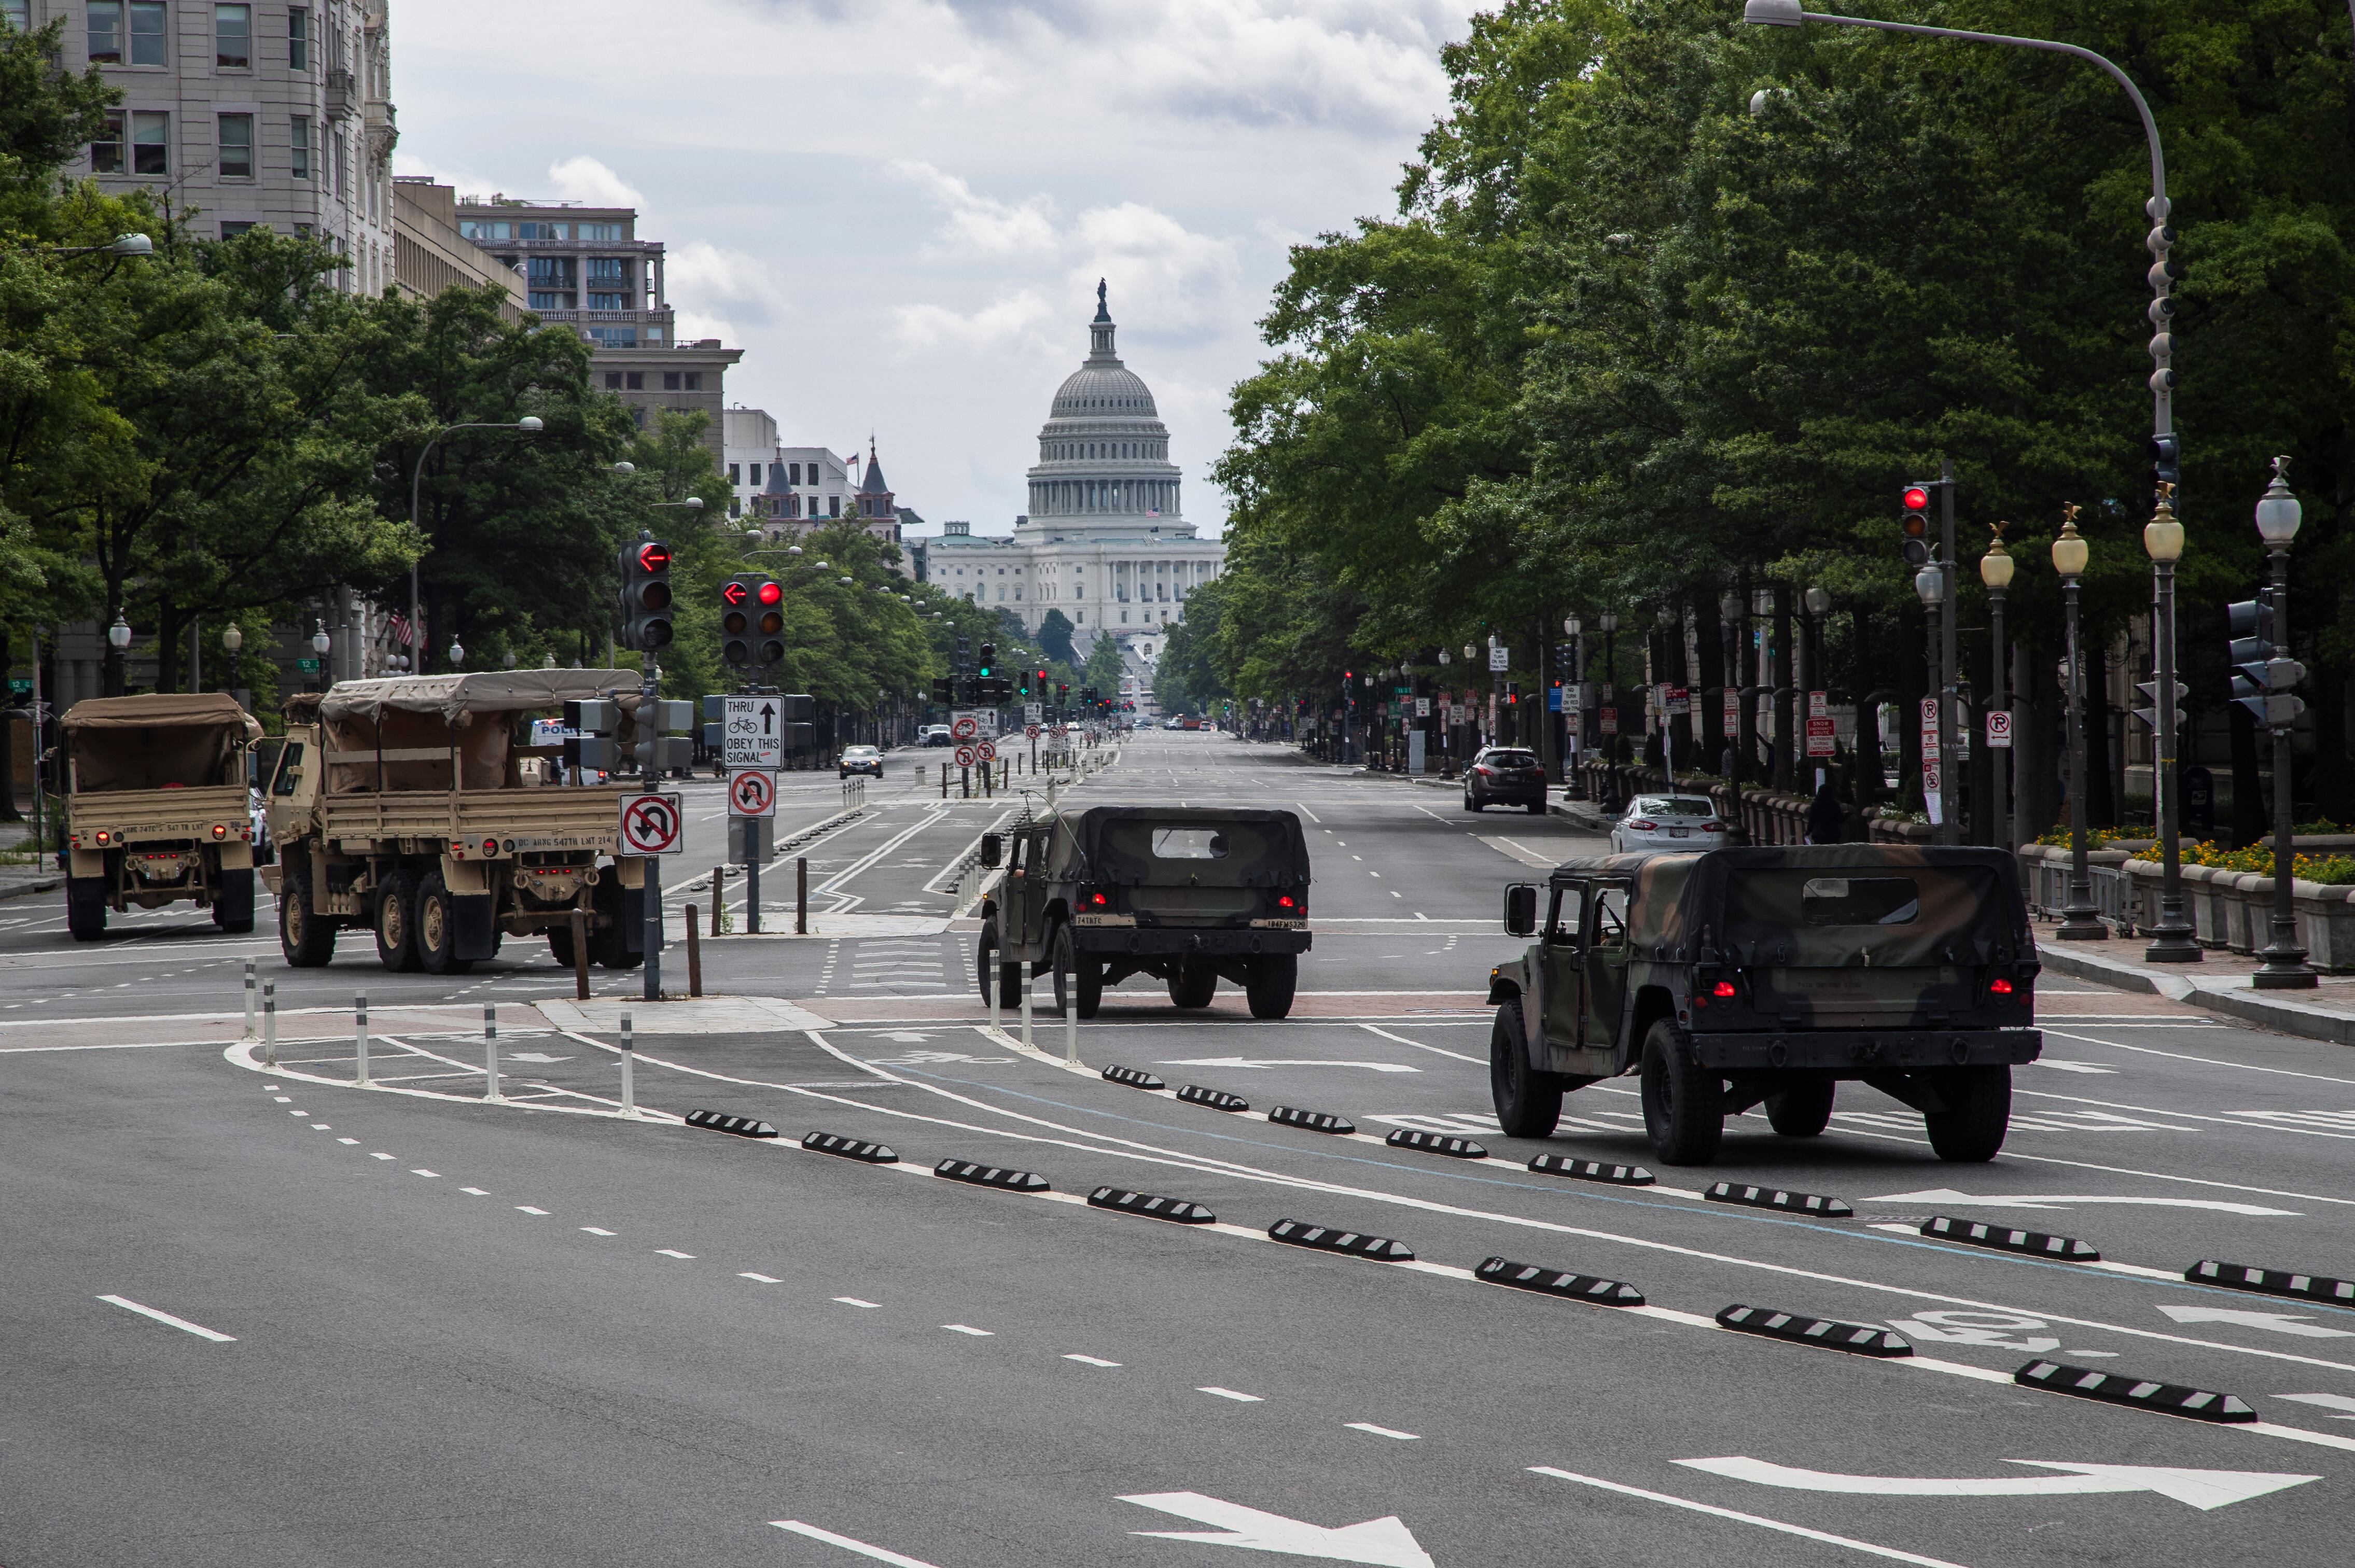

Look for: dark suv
[978,806,1312,1019]
[1464,746,1548,814]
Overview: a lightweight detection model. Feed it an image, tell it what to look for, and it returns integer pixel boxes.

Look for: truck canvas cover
[1549,845,2033,968]
[1049,806,1309,888]
[308,671,643,794]
[61,693,262,793]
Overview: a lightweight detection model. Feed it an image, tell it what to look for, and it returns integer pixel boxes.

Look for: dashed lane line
[99,1295,235,1343]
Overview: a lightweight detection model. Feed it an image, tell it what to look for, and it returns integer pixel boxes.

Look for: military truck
[260,672,656,974]
[1487,845,2041,1165]
[61,693,266,940]
[977,806,1312,1019]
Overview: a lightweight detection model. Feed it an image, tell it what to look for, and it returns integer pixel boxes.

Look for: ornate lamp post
[1564,615,1584,796]
[2141,488,2200,961]
[2251,459,2317,989]
[1979,527,2014,854]
[1596,613,1621,810]
[312,620,333,694]
[2052,509,2107,940]
[1913,557,1946,829]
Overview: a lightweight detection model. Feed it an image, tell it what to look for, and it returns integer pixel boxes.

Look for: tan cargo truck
[62,693,266,941]
[260,671,657,974]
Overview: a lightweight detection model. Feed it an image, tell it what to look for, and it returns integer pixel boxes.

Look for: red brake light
[1712,981,1737,999]
[483,838,498,856]
[212,823,228,838]
[1277,894,1295,909]
[1629,819,1657,831]
[1701,821,1727,833]
[1990,977,2014,995]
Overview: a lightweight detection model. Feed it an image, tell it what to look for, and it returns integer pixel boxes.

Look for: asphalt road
[6,729,2353,1567]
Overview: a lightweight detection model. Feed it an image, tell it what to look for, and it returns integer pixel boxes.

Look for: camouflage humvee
[978,806,1312,1019]
[1487,845,2041,1165]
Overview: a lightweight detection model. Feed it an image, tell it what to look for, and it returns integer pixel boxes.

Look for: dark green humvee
[978,806,1312,1019]
[1488,845,2041,1165]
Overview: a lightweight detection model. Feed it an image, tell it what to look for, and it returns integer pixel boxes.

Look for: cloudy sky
[393,0,1479,535]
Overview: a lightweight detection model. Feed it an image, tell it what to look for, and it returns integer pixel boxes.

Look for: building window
[579,222,624,242]
[88,2,124,62]
[217,114,253,178]
[682,372,701,391]
[746,463,759,485]
[215,4,250,67]
[727,464,740,484]
[288,6,308,67]
[132,110,169,175]
[289,116,310,177]
[528,292,571,312]
[516,221,568,240]
[624,372,643,390]
[220,220,256,237]
[457,220,514,241]
[90,111,124,173]
[585,326,635,348]
[662,372,680,391]
[789,463,801,484]
[332,127,346,197]
[729,498,741,517]
[587,292,629,311]
[129,0,167,63]
[606,372,623,390]
[828,496,841,517]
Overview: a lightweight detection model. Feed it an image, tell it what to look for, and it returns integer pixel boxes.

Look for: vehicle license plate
[1669,828,1690,838]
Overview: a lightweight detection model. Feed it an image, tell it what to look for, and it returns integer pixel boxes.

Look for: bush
[2178,841,2355,884]
[2032,824,2144,849]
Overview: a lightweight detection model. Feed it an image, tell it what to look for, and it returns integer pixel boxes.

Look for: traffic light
[977,642,996,679]
[2228,597,2305,727]
[2149,433,2182,486]
[719,576,784,670]
[753,578,784,666]
[1035,668,1048,698]
[1900,484,1932,566]
[932,678,954,703]
[781,693,817,751]
[619,537,674,651]
[2134,678,2187,734]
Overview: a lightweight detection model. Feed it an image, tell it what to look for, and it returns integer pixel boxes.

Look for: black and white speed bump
[1268,1105,1357,1136]
[1716,1304,1912,1357]
[1705,1181,1853,1218]
[1478,1256,1645,1306]
[936,1159,1052,1193]
[1385,1128,1487,1158]
[2014,1359,2256,1423]
[1102,1064,1166,1091]
[1922,1215,2099,1261]
[1088,1186,1216,1224]
[685,1109,778,1139]
[1267,1219,1414,1262]
[1178,1085,1250,1113]
[802,1130,898,1164]
[1528,1154,1655,1186]
[2184,1259,2355,1307]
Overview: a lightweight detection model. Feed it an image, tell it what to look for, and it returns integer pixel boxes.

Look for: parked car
[1463,747,1548,814]
[840,745,884,778]
[919,726,954,748]
[1609,794,1730,852]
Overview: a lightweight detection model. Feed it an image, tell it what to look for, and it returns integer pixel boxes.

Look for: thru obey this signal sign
[728,769,776,819]
[618,792,684,855]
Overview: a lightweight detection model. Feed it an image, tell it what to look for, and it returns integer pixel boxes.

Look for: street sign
[1488,642,1509,671]
[975,738,998,764]
[1024,723,1041,740]
[1024,702,1042,724]
[1415,696,1431,718]
[296,657,320,673]
[954,744,978,769]
[1051,724,1068,738]
[1806,716,1835,758]
[950,712,979,741]
[1599,709,1618,736]
[1668,685,1690,716]
[1987,710,2013,749]
[727,768,776,819]
[1808,689,1829,719]
[723,696,783,767]
[1723,690,1739,731]
[617,792,684,856]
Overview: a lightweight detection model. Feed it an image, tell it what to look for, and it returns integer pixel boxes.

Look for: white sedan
[1609,794,1731,852]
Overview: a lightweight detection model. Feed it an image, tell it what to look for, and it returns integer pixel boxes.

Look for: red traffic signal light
[1902,486,1931,512]
[637,541,672,572]
[1899,483,1933,566]
[758,580,782,606]
[721,580,748,608]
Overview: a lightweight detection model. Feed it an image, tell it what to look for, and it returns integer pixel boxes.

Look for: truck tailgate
[68,786,250,839]
[320,788,631,850]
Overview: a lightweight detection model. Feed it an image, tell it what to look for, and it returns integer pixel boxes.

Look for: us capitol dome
[921,282,1224,683]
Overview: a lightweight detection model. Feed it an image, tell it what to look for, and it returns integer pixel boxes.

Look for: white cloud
[891,289,1057,354]
[667,240,788,329]
[892,161,1060,257]
[546,155,647,211]
[1068,202,1244,340]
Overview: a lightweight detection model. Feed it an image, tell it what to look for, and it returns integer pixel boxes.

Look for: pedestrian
[1805,778,1845,845]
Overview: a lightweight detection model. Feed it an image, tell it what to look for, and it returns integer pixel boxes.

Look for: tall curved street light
[2051,509,2107,941]
[2250,460,2316,989]
[409,416,542,671]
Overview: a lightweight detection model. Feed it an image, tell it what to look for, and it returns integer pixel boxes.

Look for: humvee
[1487,845,2041,1165]
[977,806,1312,1019]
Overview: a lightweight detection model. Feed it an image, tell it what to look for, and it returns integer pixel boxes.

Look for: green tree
[1036,607,1078,666]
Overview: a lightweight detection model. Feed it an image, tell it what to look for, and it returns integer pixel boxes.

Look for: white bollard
[244,960,257,1038]
[263,981,277,1068]
[1021,959,1033,1048]
[1064,979,1078,1066]
[988,947,1000,1035]
[619,1012,635,1117]
[354,993,369,1085]
[483,1004,501,1102]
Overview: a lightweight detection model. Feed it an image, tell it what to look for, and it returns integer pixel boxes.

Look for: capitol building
[919,285,1223,668]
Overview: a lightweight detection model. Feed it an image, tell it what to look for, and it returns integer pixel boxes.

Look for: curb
[2033,943,2355,1048]
[0,875,61,903]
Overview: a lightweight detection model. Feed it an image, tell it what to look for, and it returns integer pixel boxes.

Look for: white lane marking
[1673,1457,2317,1512]
[1123,1492,1432,1567]
[835,1296,879,1308]
[1198,1386,1262,1402]
[460,1186,489,1195]
[515,1206,548,1215]
[1345,1422,1420,1440]
[99,1294,235,1342]
[1869,1188,2297,1216]
[369,1152,395,1160]
[770,1520,947,1567]
[2028,1059,2119,1074]
[1064,1353,1121,1367]
[740,1271,782,1283]
[271,1095,291,1102]
[2277,1393,2355,1418]
[2039,1028,2355,1086]
[942,1323,993,1336]
[2156,1305,2355,1339]
[310,1123,330,1129]
[1357,1023,1484,1065]
[580,1227,616,1237]
[409,1169,438,1178]
[1158,1056,1418,1073]
[1530,1468,1971,1568]
[656,1249,695,1259]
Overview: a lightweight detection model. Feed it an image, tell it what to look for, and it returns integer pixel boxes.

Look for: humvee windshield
[1725,864,1997,962]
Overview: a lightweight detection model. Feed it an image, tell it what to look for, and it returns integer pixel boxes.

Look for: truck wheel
[1245,954,1298,1020]
[212,869,256,933]
[1167,959,1217,1010]
[414,872,474,975]
[1049,923,1102,1019]
[1925,1066,2011,1163]
[1489,998,1562,1139]
[548,923,576,970]
[1766,1077,1835,1138]
[66,876,107,942]
[278,862,336,968]
[1639,1019,1723,1165]
[373,870,420,972]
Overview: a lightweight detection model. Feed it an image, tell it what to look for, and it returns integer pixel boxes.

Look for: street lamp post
[2141,490,2201,961]
[1564,615,1584,796]
[1979,527,2014,856]
[2052,509,2107,940]
[2250,459,2316,989]
[1914,559,1945,829]
[1597,613,1620,811]
[1718,590,1744,837]
[312,621,332,694]
[408,416,543,671]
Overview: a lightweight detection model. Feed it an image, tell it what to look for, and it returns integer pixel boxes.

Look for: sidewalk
[0,858,61,903]
[2033,938,2355,1048]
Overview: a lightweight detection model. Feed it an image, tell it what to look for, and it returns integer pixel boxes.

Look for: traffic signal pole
[644,651,662,1004]
[1938,457,1959,847]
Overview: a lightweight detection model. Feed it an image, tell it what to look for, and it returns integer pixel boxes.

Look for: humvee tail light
[1081,887,1110,908]
[483,838,498,856]
[211,823,228,838]
[1989,977,2014,995]
[1711,981,1737,999]
[95,830,112,845]
[1276,893,1297,910]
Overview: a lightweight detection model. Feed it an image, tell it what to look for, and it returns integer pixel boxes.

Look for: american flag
[385,612,414,649]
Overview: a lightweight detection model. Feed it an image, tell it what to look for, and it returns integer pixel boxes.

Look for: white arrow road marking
[1122,1493,1433,1567]
[1675,1457,2319,1511]
[1531,1468,1972,1568]
[2157,1305,2355,1339]
[2277,1393,2355,1418]
[1870,1187,2298,1216]
[1159,1057,1420,1073]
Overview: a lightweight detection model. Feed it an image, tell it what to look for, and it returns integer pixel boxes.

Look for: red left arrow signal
[722,580,749,607]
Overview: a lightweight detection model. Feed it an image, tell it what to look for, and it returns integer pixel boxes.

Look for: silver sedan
[1609,794,1731,852]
